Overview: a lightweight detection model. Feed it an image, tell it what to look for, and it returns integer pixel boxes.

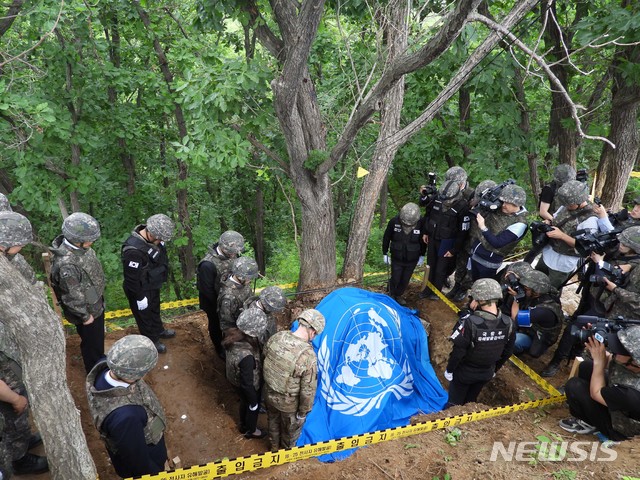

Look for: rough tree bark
[0,256,96,479]
[133,0,196,282]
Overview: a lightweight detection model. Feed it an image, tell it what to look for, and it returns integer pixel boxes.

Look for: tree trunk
[342,0,408,282]
[0,257,96,479]
[133,0,196,281]
[459,86,472,159]
[594,40,640,211]
[379,176,388,229]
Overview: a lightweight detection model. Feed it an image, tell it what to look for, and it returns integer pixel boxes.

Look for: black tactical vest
[122,231,169,290]
[426,194,467,240]
[388,217,422,263]
[463,311,513,368]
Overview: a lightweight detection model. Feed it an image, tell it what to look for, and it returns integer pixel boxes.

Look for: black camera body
[574,229,621,257]
[470,179,516,215]
[576,168,588,183]
[529,221,555,247]
[421,172,438,197]
[502,272,525,301]
[570,315,640,345]
[589,261,625,287]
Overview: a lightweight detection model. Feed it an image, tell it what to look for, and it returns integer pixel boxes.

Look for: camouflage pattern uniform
[0,193,10,212]
[218,258,260,332]
[242,286,287,344]
[609,326,640,438]
[0,352,30,464]
[263,330,318,449]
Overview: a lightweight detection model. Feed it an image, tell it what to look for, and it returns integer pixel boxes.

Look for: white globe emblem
[318,302,414,416]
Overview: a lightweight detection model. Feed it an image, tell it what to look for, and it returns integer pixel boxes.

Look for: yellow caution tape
[127,394,565,480]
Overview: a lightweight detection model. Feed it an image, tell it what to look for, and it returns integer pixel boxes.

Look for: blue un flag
[297,287,448,461]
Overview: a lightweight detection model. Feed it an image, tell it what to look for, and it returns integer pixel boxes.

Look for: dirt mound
[23,284,640,479]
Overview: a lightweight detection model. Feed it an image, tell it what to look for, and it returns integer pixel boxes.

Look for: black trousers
[447,378,487,407]
[75,312,105,373]
[238,387,261,434]
[565,361,625,440]
[199,293,222,354]
[426,240,455,292]
[389,260,418,297]
[124,288,164,343]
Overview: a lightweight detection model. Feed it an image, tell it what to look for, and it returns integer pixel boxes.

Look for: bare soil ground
[26,283,640,479]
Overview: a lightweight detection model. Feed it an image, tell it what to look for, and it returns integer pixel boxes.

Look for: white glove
[444,370,453,381]
[249,404,259,411]
[136,297,149,311]
[383,255,390,265]
[296,412,307,422]
[417,256,425,267]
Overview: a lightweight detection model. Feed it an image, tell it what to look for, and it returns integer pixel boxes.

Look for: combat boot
[154,341,167,354]
[12,453,49,475]
[541,360,560,377]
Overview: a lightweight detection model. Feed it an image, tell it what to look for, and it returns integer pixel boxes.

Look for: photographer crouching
[559,324,640,441]
[542,226,640,376]
[507,270,563,358]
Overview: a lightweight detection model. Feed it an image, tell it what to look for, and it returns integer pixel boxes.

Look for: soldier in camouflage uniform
[382,203,425,305]
[242,286,287,344]
[218,257,260,332]
[0,212,49,476]
[507,270,563,358]
[538,164,576,222]
[470,184,528,280]
[197,231,245,359]
[50,212,106,372]
[263,309,325,450]
[560,326,640,440]
[536,180,613,289]
[86,335,168,478]
[222,308,268,439]
[445,279,515,407]
[122,214,176,353]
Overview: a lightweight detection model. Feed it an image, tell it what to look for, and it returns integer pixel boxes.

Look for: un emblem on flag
[318,302,414,416]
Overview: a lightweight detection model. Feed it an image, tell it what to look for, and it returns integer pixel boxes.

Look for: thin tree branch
[231,124,289,172]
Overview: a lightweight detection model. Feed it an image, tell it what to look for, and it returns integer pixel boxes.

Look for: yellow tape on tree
[126,395,565,480]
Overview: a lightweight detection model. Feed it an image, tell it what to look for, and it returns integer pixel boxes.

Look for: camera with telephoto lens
[570,315,640,345]
[470,179,516,215]
[421,172,438,197]
[573,229,621,256]
[576,168,588,183]
[589,261,625,287]
[529,221,555,247]
[502,272,525,301]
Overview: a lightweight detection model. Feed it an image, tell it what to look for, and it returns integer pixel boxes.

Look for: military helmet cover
[518,270,551,294]
[107,334,158,381]
[505,261,534,279]
[236,308,268,338]
[469,278,503,302]
[232,257,260,280]
[553,164,576,184]
[617,326,640,364]
[0,193,11,212]
[146,214,175,242]
[0,211,32,248]
[499,185,526,207]
[439,180,461,200]
[618,226,640,252]
[557,180,589,206]
[219,230,245,255]
[445,166,468,183]
[297,309,325,334]
[62,212,101,244]
[259,286,287,312]
[399,203,420,226]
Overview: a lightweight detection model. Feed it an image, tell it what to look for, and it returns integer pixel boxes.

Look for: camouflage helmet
[0,193,11,212]
[445,166,468,183]
[146,214,175,242]
[439,180,461,200]
[107,334,158,381]
[0,211,32,249]
[633,197,640,206]
[618,226,640,252]
[518,270,551,294]
[236,308,268,338]
[399,203,420,226]
[219,230,245,256]
[231,257,260,281]
[553,164,576,184]
[259,286,287,312]
[499,185,526,207]
[557,180,589,206]
[618,326,640,364]
[505,261,534,279]
[474,180,497,201]
[62,212,101,244]
[297,309,325,334]
[469,278,503,302]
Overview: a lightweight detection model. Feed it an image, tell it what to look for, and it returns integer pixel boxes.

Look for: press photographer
[559,324,640,441]
[542,226,640,377]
